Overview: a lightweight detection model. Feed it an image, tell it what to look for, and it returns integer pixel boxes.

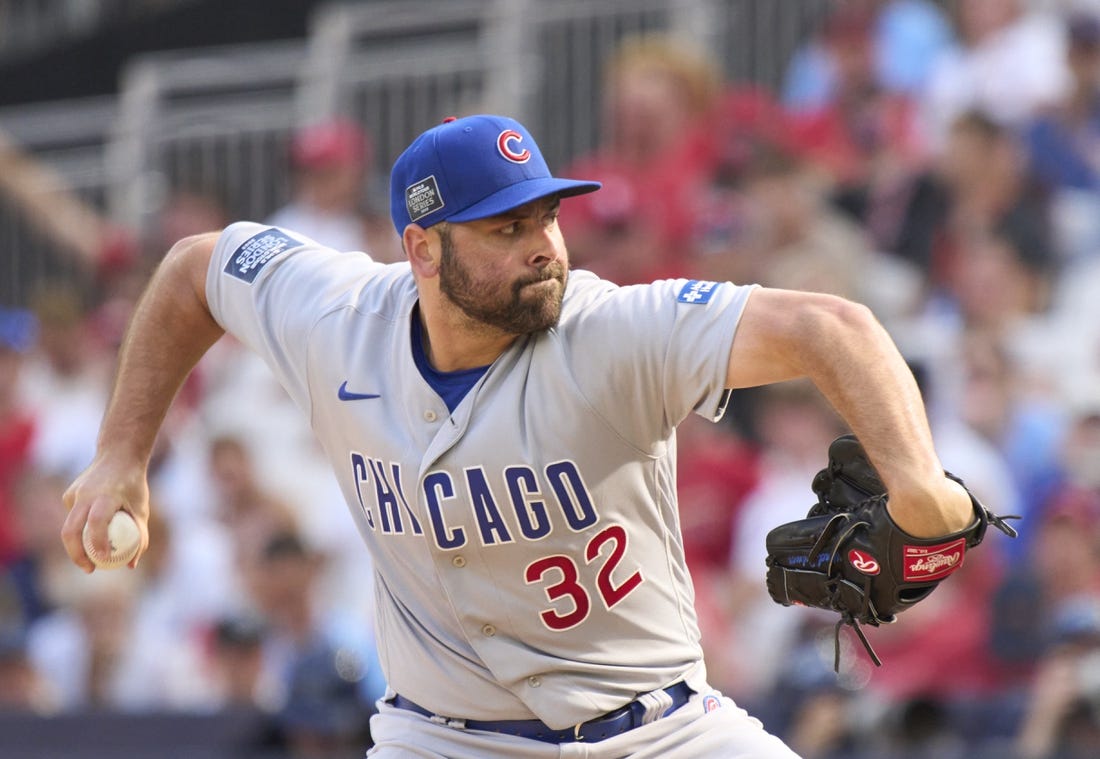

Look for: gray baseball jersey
[206,221,755,731]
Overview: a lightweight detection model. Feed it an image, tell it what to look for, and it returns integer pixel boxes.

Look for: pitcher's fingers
[61,479,77,511]
[60,493,117,573]
[83,496,121,557]
[60,498,95,573]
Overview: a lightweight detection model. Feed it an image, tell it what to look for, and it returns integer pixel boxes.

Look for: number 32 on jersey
[524,524,644,631]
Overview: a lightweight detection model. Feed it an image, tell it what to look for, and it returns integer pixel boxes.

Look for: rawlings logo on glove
[764,434,1018,670]
[848,549,880,575]
[903,540,965,580]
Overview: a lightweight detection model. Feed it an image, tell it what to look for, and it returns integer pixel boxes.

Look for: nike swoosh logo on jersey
[338,381,381,401]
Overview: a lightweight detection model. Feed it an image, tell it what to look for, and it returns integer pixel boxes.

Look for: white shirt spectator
[921,8,1070,146]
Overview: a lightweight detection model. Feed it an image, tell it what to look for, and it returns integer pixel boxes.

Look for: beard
[437,226,567,335]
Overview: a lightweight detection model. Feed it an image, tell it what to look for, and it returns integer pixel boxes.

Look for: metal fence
[302,0,834,175]
[107,39,309,232]
[1,0,834,308]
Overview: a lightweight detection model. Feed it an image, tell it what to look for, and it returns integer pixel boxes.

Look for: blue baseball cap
[390,114,601,234]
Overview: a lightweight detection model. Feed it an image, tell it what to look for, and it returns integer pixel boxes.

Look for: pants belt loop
[636,687,675,725]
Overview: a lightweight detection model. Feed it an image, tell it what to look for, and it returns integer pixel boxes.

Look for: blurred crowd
[5,0,1100,756]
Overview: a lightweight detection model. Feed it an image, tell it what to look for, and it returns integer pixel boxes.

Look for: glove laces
[834,614,881,672]
[814,513,887,672]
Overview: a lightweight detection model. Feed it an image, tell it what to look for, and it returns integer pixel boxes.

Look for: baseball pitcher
[63,114,998,757]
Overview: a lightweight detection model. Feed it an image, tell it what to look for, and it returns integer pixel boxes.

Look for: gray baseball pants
[366,688,801,758]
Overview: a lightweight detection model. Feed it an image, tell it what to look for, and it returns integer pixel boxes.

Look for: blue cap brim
[444,177,601,223]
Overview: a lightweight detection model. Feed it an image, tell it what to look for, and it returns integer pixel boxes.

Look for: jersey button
[481,624,496,637]
[423,409,438,422]
[452,556,466,568]
[527,676,541,688]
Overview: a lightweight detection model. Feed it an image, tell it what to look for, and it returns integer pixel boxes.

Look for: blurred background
[3,0,1100,757]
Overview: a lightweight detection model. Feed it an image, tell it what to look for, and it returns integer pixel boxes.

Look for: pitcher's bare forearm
[63,232,222,571]
[727,288,970,536]
[97,232,223,464]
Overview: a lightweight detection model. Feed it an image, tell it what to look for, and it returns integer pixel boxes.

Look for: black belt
[391,680,693,744]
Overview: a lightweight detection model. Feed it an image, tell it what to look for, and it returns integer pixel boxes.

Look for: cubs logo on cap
[390,114,601,233]
[497,129,531,163]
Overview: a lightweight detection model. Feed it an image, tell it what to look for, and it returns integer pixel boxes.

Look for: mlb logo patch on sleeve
[676,280,721,304]
[224,228,303,283]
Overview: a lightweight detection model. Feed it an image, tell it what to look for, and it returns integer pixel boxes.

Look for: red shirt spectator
[0,308,38,564]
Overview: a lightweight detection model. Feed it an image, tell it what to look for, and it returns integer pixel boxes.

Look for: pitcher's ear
[403,224,438,277]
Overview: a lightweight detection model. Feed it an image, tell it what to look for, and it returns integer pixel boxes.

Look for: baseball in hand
[82,511,141,569]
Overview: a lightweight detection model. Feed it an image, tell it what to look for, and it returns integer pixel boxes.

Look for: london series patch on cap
[406,176,445,223]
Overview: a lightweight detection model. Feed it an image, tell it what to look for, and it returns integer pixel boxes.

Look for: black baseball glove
[764,434,1018,670]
